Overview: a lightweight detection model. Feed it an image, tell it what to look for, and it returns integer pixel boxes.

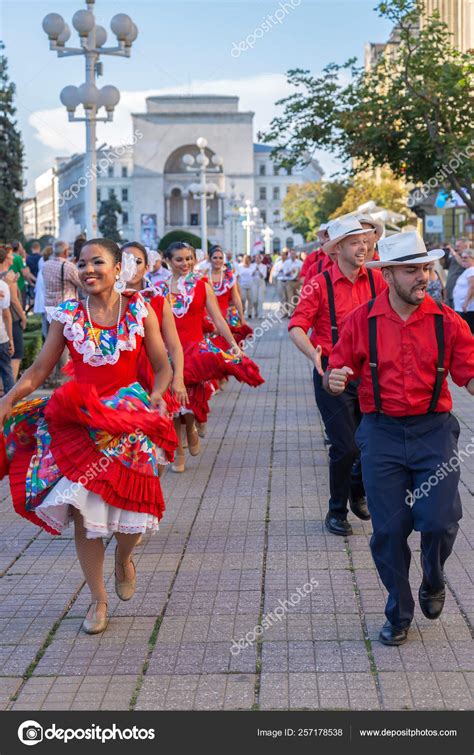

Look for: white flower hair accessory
[146,248,161,271]
[115,251,138,292]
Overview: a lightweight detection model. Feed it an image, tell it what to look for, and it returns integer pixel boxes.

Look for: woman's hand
[231,343,244,359]
[171,377,188,406]
[0,396,14,427]
[150,393,168,416]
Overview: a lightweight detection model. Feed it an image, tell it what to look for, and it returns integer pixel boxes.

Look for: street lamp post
[42,2,138,238]
[239,199,259,256]
[182,137,223,252]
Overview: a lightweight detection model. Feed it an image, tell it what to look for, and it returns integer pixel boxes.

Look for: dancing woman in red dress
[0,239,176,635]
[156,242,264,472]
[208,245,253,346]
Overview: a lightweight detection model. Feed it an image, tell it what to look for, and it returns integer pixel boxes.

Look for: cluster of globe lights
[42,7,138,115]
[183,138,224,198]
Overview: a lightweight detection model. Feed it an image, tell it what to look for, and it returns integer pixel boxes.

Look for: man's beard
[392,275,425,305]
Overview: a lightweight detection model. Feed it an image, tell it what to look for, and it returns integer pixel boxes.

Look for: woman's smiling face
[77,243,120,294]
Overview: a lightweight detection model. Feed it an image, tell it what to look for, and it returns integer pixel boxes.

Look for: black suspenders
[368,269,376,299]
[368,300,446,413]
[324,268,377,348]
[323,271,338,346]
[317,259,323,274]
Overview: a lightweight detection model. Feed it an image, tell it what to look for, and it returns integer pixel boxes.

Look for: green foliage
[282,181,348,240]
[261,0,474,212]
[158,229,208,251]
[0,42,24,240]
[329,170,413,220]
[98,190,122,242]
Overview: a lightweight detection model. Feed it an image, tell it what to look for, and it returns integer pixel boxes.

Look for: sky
[1,0,393,193]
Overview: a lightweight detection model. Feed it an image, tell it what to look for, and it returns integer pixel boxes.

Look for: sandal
[114,546,136,601]
[82,601,108,634]
[171,450,185,473]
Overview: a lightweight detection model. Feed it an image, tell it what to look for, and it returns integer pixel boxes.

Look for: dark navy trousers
[313,366,365,518]
[356,412,462,628]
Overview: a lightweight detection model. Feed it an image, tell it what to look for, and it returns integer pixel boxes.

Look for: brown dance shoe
[82,601,109,635]
[114,546,137,601]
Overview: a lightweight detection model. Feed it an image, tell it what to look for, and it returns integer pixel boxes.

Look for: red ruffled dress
[1,292,177,539]
[210,264,253,346]
[154,274,264,422]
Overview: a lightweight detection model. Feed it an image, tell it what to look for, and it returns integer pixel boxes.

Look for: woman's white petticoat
[35,475,159,539]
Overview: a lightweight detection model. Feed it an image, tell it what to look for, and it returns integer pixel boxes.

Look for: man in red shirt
[289,217,386,536]
[299,223,330,280]
[355,213,384,262]
[325,231,474,646]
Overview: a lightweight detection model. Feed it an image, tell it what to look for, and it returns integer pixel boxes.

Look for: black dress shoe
[418,581,446,620]
[325,513,353,536]
[349,495,371,521]
[379,620,409,646]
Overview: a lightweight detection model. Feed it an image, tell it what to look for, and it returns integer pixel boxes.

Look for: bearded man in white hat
[289,217,387,536]
[324,231,474,646]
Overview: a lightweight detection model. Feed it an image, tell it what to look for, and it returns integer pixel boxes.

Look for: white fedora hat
[366,231,444,268]
[323,217,375,254]
[316,222,329,241]
[355,213,384,241]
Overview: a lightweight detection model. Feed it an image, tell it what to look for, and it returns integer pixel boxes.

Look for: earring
[114,275,126,293]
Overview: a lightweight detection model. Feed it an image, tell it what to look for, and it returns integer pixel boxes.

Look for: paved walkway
[0,302,472,711]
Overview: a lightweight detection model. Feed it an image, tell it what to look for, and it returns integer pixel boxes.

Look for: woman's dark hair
[0,244,12,264]
[73,235,86,262]
[81,238,121,264]
[163,241,195,261]
[208,244,223,259]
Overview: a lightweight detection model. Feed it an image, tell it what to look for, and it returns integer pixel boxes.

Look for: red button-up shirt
[289,263,387,356]
[328,289,474,416]
[304,251,333,280]
[300,248,323,279]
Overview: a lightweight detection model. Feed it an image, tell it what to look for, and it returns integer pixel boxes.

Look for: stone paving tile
[1,311,472,712]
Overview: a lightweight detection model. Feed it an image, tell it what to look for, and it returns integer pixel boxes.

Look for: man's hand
[20,315,27,331]
[8,340,14,357]
[327,366,353,395]
[312,345,324,376]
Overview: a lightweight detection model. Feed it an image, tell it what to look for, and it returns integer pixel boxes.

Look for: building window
[260,210,266,223]
[121,166,128,178]
[286,236,294,248]
[121,188,128,202]
[259,186,267,201]
[97,189,101,202]
[122,211,129,225]
[107,166,114,178]
[287,166,292,176]
[108,188,114,199]
[190,213,199,226]
[273,187,280,201]
[259,164,266,176]
[273,237,281,253]
[273,164,279,176]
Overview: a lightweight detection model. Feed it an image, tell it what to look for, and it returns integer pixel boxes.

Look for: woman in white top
[453,248,474,333]
[237,255,253,317]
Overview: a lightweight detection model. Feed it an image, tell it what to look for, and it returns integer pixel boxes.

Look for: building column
[165,196,171,226]
[182,196,188,226]
[218,197,223,226]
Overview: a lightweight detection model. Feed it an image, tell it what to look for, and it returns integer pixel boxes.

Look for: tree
[261,0,474,212]
[282,181,348,240]
[98,191,122,242]
[0,43,24,240]
[329,170,412,219]
[158,229,209,252]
